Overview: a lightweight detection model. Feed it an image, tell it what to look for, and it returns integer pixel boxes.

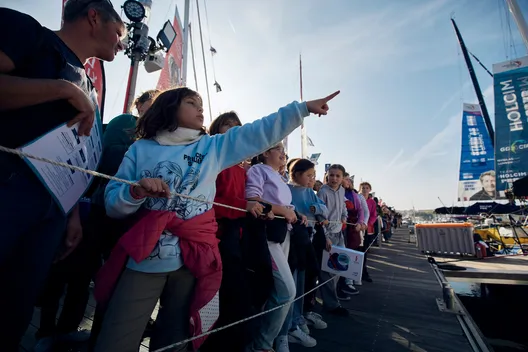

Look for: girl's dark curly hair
[136,87,206,140]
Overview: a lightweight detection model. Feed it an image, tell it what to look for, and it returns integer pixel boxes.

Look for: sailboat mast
[300,54,303,101]
[181,0,190,86]
[505,0,528,52]
[300,54,308,158]
[451,18,495,147]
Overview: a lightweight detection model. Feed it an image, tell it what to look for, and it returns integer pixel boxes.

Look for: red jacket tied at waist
[94,209,221,350]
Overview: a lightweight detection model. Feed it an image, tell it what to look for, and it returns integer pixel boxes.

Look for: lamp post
[121,1,178,113]
[122,0,151,113]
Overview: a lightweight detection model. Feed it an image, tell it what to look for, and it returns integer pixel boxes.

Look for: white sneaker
[305,311,327,330]
[288,326,317,347]
[275,335,289,352]
[299,323,310,334]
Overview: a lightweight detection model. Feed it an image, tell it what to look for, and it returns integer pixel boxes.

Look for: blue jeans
[0,156,67,350]
[279,269,306,336]
[249,241,296,351]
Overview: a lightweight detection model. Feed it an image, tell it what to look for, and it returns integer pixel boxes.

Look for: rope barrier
[151,276,335,352]
[0,145,357,225]
[0,144,374,350]
[152,233,381,352]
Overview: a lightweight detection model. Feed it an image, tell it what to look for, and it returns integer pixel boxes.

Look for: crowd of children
[25,88,401,352]
[0,4,403,352]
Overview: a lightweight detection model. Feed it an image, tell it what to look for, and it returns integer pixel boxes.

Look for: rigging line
[164,0,176,23]
[110,68,131,114]
[505,2,519,59]
[203,0,213,47]
[468,51,493,78]
[202,0,217,81]
[195,0,213,122]
[498,0,510,59]
[189,23,199,92]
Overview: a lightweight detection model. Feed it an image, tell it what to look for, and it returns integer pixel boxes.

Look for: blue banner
[457,103,495,202]
[493,56,528,198]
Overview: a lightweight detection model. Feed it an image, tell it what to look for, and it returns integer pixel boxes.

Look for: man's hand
[63,81,96,136]
[58,204,83,261]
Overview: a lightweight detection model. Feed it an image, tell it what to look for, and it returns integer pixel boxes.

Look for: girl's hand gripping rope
[300,215,308,226]
[325,238,333,252]
[246,200,265,218]
[284,208,298,224]
[131,178,171,199]
[306,91,340,117]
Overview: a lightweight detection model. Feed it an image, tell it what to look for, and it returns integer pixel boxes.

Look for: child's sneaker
[305,311,327,329]
[299,323,310,334]
[288,326,317,347]
[275,335,289,352]
[341,283,359,295]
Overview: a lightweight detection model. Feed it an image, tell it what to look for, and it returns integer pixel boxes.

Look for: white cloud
[384,149,405,172]
[397,112,459,171]
[227,18,236,34]
[431,80,471,121]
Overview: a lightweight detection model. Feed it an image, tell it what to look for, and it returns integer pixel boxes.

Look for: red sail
[156,6,184,90]
[61,0,106,118]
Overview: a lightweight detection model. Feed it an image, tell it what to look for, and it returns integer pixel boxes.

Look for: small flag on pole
[214,81,222,92]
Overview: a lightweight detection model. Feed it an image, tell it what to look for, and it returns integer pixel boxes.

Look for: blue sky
[5,0,528,209]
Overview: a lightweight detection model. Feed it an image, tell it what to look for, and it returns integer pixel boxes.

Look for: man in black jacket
[0,1,124,348]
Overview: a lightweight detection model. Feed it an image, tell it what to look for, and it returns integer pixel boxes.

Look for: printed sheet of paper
[21,102,103,214]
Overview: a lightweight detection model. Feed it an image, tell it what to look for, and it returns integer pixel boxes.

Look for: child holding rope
[274,158,329,352]
[317,164,350,316]
[200,111,263,352]
[94,87,339,351]
[244,142,300,352]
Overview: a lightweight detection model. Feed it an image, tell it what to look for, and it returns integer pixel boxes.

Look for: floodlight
[157,20,177,52]
[123,0,145,22]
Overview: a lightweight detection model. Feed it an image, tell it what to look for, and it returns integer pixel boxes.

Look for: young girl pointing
[94,87,339,351]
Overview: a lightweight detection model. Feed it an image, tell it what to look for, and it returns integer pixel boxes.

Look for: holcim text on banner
[493,56,528,197]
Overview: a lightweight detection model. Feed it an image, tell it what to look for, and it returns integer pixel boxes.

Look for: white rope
[0,146,379,350]
[151,276,335,352]
[0,145,357,225]
[152,233,381,352]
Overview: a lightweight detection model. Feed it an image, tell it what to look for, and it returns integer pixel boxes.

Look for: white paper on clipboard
[20,94,103,214]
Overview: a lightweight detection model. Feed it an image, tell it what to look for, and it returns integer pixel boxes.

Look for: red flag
[156,6,184,90]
